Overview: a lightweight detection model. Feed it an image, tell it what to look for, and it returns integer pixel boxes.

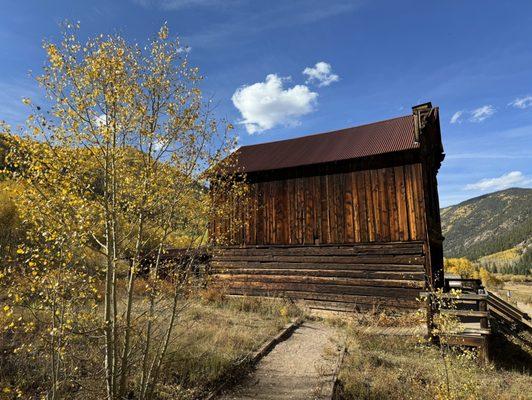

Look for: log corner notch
[210,103,446,311]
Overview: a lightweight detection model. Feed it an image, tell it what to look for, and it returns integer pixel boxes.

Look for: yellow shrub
[444,258,477,278]
[479,267,503,289]
[0,185,23,254]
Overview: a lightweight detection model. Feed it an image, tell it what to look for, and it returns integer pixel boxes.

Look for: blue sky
[1,0,531,206]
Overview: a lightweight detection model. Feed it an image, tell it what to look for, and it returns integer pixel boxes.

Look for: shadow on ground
[489,319,532,374]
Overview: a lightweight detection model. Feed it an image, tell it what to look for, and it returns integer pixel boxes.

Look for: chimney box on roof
[412,102,433,142]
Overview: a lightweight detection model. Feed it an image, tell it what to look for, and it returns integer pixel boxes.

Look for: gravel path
[219,321,340,400]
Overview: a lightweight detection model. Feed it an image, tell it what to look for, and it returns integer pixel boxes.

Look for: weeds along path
[218,321,340,400]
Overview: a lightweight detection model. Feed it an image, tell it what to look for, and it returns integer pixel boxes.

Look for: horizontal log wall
[212,162,426,246]
[211,241,426,310]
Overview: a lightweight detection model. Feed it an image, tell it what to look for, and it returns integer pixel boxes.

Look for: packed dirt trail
[218,321,340,400]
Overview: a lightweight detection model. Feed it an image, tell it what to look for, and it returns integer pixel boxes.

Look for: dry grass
[336,315,532,400]
[325,308,424,329]
[491,281,532,317]
[500,282,532,304]
[156,295,303,398]
[495,274,532,283]
[0,289,303,399]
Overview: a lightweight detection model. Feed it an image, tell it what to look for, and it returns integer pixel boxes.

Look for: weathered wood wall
[209,107,445,309]
[212,162,427,246]
[211,241,425,310]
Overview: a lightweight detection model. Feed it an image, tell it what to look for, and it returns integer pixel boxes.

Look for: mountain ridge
[440,187,532,274]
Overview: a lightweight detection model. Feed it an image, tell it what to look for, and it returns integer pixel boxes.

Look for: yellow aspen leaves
[45,43,64,69]
[1,22,241,398]
[159,24,169,40]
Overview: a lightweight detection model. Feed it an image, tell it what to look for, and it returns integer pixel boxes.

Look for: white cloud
[464,171,532,191]
[152,138,165,152]
[469,105,495,122]
[94,114,107,127]
[450,111,463,124]
[509,95,532,109]
[302,61,339,87]
[231,74,318,134]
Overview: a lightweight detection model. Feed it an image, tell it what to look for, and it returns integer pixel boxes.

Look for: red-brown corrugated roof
[231,114,419,173]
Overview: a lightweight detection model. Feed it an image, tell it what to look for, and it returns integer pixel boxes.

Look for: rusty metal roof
[231,114,419,173]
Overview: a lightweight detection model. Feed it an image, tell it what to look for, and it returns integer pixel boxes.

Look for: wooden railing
[487,290,531,330]
[421,277,491,362]
[422,277,532,363]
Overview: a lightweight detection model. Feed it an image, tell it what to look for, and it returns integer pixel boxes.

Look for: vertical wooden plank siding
[213,163,427,245]
[386,168,399,241]
[394,166,408,241]
[356,171,369,242]
[344,173,355,243]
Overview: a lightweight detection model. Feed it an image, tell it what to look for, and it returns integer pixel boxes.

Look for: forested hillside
[441,188,532,274]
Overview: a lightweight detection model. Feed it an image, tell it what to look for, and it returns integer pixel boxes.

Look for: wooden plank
[256,182,264,244]
[295,178,302,244]
[378,168,390,241]
[244,186,252,244]
[215,245,424,256]
[304,176,313,244]
[279,180,288,243]
[214,273,425,288]
[327,174,337,243]
[444,328,491,337]
[216,241,424,250]
[223,290,420,308]
[329,173,337,243]
[412,164,426,239]
[264,181,270,244]
[355,171,368,242]
[212,261,425,272]
[219,281,421,299]
[344,173,355,243]
[370,169,381,241]
[419,292,488,300]
[386,168,399,242]
[214,254,425,264]
[286,179,293,244]
[214,244,424,256]
[363,170,376,242]
[404,165,418,240]
[252,184,258,244]
[350,172,361,242]
[393,166,408,241]
[211,268,425,280]
[320,175,330,244]
[336,173,346,243]
[313,175,321,244]
[488,291,529,318]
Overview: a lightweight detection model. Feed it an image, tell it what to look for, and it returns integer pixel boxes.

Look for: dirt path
[218,321,340,400]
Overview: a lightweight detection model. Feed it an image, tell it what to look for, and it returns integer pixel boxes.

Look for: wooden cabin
[210,102,445,311]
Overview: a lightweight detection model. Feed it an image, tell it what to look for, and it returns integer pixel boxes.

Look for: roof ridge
[239,114,412,149]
